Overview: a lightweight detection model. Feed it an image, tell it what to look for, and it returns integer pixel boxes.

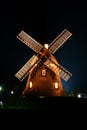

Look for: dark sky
[0,0,87,95]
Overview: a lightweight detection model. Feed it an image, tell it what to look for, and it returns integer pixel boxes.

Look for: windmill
[15,29,72,98]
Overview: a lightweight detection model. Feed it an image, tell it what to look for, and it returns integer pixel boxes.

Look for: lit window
[54,82,58,89]
[29,81,32,88]
[41,69,47,76]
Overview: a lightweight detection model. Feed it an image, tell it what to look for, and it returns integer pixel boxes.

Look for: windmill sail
[58,63,72,81]
[44,59,72,81]
[49,29,72,54]
[16,30,43,53]
[15,28,73,97]
[15,55,40,81]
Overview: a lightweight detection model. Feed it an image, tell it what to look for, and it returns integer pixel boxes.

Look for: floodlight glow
[44,44,48,49]
[0,87,2,91]
[77,94,81,98]
[0,101,3,107]
[11,91,14,94]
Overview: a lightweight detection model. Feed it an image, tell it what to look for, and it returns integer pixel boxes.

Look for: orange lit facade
[22,53,66,98]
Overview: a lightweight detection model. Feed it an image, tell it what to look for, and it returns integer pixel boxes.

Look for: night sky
[0,0,87,96]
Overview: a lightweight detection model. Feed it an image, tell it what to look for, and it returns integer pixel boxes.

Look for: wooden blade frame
[16,30,43,53]
[44,59,72,81]
[15,29,72,82]
[15,55,40,81]
[49,29,72,54]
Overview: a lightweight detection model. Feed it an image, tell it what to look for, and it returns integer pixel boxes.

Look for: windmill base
[22,65,66,98]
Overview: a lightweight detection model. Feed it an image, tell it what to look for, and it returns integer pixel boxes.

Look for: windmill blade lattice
[44,59,72,81]
[16,30,43,53]
[15,55,40,81]
[49,29,72,54]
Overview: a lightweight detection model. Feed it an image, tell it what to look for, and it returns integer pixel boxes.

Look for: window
[41,69,47,76]
[54,82,58,89]
[29,81,32,88]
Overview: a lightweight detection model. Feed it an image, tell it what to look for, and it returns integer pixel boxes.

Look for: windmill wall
[22,55,66,98]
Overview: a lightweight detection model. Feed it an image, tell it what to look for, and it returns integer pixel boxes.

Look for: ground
[0,96,87,123]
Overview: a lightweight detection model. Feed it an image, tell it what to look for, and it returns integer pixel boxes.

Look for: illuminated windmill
[15,29,72,98]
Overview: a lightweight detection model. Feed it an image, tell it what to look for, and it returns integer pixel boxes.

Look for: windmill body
[15,29,72,98]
